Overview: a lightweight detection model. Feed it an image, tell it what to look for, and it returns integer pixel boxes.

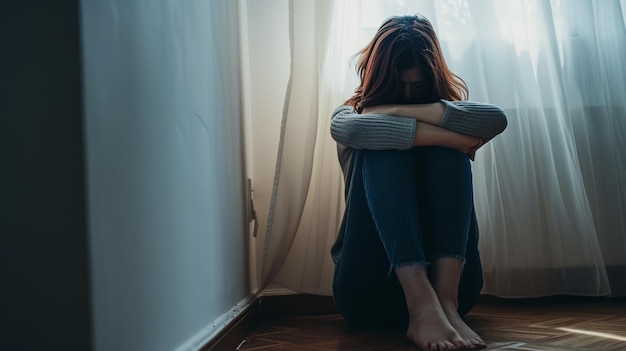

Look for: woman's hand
[467,138,484,161]
[444,132,483,160]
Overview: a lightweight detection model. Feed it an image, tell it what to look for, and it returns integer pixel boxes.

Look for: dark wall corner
[0,1,92,350]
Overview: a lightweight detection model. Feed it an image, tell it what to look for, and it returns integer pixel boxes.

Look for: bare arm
[330,105,482,159]
[363,100,508,141]
[330,101,504,159]
[362,103,483,158]
[361,101,505,159]
[363,103,446,125]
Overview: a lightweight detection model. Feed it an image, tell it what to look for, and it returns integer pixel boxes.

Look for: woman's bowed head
[330,13,506,351]
[347,15,468,112]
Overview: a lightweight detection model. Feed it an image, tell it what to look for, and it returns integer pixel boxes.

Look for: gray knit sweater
[330,99,508,264]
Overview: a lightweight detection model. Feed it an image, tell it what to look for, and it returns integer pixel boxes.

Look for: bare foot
[395,265,473,350]
[429,257,485,349]
[407,304,471,351]
[441,303,486,350]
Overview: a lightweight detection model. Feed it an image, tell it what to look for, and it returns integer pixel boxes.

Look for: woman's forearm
[363,100,508,140]
[362,103,490,153]
[362,103,446,125]
[330,101,506,152]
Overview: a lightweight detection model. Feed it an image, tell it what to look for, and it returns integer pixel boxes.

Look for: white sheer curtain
[242,0,626,297]
[241,0,345,295]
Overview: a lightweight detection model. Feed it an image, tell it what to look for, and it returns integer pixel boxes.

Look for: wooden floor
[239,297,626,351]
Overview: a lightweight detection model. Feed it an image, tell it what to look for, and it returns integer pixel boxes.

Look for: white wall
[81,1,250,350]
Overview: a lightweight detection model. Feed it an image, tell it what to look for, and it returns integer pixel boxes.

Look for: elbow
[330,106,360,146]
[488,106,508,136]
[496,107,509,133]
[481,106,508,142]
[330,120,358,147]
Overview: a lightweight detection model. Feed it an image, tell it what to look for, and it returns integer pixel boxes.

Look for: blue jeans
[333,147,483,326]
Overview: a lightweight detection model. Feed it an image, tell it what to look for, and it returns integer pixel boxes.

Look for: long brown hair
[345,15,468,112]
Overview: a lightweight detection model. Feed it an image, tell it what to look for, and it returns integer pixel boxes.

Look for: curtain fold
[245,0,626,297]
[248,0,343,293]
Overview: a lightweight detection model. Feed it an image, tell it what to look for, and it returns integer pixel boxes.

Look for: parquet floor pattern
[239,299,626,350]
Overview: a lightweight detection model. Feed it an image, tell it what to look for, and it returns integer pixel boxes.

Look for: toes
[470,338,486,348]
[471,341,487,350]
[452,339,471,350]
[426,341,453,351]
[460,341,483,350]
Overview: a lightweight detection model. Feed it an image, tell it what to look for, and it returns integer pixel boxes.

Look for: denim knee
[361,149,428,268]
[361,148,473,264]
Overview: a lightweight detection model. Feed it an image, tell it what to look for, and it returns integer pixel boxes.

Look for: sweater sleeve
[439,100,508,141]
[330,105,416,150]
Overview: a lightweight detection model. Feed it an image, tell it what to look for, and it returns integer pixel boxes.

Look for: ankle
[438,299,460,315]
[406,294,439,316]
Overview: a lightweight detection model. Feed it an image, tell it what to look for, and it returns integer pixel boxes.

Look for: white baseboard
[174,295,255,351]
